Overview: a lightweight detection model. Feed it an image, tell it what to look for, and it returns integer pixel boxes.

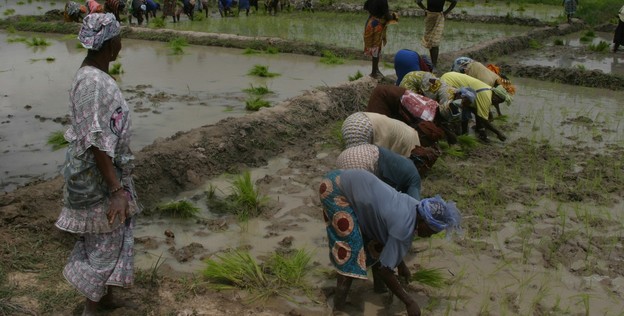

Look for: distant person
[162,0,179,22]
[85,0,104,14]
[363,0,398,79]
[64,1,87,22]
[56,13,141,316]
[450,56,516,116]
[440,71,511,143]
[562,0,578,24]
[319,169,461,316]
[416,0,457,68]
[614,4,624,53]
[104,0,124,21]
[341,111,420,157]
[393,49,433,85]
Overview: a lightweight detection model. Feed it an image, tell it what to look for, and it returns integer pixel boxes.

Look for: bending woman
[320,169,461,316]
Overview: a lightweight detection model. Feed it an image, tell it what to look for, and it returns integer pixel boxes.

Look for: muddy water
[454,1,562,21]
[502,31,624,76]
[133,76,624,315]
[0,0,62,16]
[0,30,369,191]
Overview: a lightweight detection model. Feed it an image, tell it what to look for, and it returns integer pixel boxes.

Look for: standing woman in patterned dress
[363,0,398,79]
[55,13,141,316]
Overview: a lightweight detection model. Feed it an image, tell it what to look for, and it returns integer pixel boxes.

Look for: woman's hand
[107,191,129,225]
[406,301,422,316]
[397,262,411,286]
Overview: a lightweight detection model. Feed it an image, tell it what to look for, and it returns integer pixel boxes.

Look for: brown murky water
[0,30,369,191]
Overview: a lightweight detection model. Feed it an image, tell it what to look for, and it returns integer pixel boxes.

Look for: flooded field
[0,30,369,191]
[1,5,624,316]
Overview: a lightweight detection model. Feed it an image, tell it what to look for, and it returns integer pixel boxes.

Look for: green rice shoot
[203,248,314,302]
[242,84,272,96]
[109,62,124,75]
[348,70,363,81]
[150,17,166,28]
[320,50,344,65]
[411,267,446,288]
[456,134,480,150]
[26,37,50,47]
[248,65,280,77]
[47,130,68,151]
[231,171,269,221]
[243,47,262,55]
[265,46,279,54]
[245,97,271,111]
[168,37,188,55]
[588,41,609,53]
[156,200,200,218]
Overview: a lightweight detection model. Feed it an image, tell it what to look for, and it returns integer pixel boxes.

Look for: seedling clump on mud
[243,84,272,96]
[150,17,166,28]
[155,200,200,218]
[206,171,269,221]
[245,97,271,111]
[110,62,124,75]
[320,50,344,65]
[169,37,188,55]
[410,267,447,288]
[202,248,314,302]
[248,65,280,77]
[348,70,363,81]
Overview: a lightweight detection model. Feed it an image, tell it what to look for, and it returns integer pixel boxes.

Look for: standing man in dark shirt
[416,0,457,69]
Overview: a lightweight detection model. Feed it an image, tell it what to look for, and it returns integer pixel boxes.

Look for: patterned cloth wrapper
[563,0,577,15]
[422,11,444,49]
[491,85,513,106]
[400,71,457,110]
[78,12,121,51]
[363,15,388,58]
[319,170,379,279]
[63,218,135,302]
[416,195,462,235]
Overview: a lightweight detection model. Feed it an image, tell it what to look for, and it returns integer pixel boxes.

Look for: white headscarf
[78,13,121,51]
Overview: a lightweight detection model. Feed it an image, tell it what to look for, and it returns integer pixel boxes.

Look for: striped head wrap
[416,195,462,236]
[78,13,121,51]
[105,0,125,18]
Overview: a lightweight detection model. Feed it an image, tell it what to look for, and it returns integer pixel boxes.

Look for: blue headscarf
[458,87,476,105]
[417,195,462,236]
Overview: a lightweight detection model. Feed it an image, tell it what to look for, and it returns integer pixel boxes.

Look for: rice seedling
[528,38,543,49]
[155,200,200,218]
[203,248,314,302]
[588,40,609,53]
[47,130,68,151]
[243,47,262,55]
[575,64,586,70]
[231,171,269,221]
[247,64,280,77]
[348,70,363,81]
[242,84,272,96]
[319,50,344,65]
[109,62,123,75]
[583,30,595,38]
[553,38,564,46]
[7,36,27,43]
[265,46,279,54]
[3,9,15,15]
[456,134,480,150]
[150,17,166,28]
[26,37,50,47]
[579,36,592,42]
[17,1,25,4]
[410,267,446,288]
[245,97,271,111]
[168,37,188,55]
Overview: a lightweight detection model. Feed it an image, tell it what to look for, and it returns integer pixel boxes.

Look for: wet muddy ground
[1,7,624,316]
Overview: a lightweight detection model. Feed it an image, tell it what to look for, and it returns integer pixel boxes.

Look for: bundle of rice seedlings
[265,46,279,54]
[411,267,446,288]
[245,97,271,111]
[168,37,188,55]
[248,65,280,78]
[242,84,272,96]
[456,134,480,150]
[109,62,123,75]
[320,50,344,65]
[47,130,68,151]
[267,249,313,288]
[156,200,200,218]
[348,70,363,81]
[150,17,166,28]
[26,37,50,47]
[243,47,262,55]
[231,171,269,220]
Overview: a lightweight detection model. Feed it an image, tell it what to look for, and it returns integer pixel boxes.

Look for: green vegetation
[247,65,280,78]
[243,84,272,96]
[47,130,68,151]
[528,38,543,49]
[203,248,314,302]
[4,8,15,16]
[25,37,50,47]
[206,171,270,221]
[265,46,279,54]
[319,50,344,65]
[243,47,262,55]
[150,17,166,28]
[245,97,271,111]
[168,37,188,55]
[575,0,622,26]
[109,62,124,75]
[411,267,447,288]
[583,30,595,38]
[348,70,363,81]
[588,40,609,53]
[553,38,564,46]
[155,200,201,218]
